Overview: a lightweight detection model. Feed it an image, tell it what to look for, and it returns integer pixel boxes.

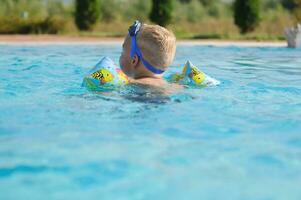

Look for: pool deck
[0,35,287,47]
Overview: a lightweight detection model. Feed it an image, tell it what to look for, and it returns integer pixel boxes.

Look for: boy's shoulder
[129,77,183,93]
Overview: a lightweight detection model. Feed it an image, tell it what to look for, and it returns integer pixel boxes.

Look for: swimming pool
[0,44,301,200]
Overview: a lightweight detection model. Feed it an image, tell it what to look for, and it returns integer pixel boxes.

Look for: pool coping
[0,35,287,47]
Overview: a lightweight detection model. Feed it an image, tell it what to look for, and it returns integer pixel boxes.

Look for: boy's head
[119,21,176,78]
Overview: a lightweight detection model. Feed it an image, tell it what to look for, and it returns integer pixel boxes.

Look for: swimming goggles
[128,20,165,74]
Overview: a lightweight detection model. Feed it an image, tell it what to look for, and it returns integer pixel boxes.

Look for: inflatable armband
[83,58,219,90]
[82,57,129,90]
[169,61,220,86]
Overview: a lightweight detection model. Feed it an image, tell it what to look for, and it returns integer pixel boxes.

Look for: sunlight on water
[0,44,301,200]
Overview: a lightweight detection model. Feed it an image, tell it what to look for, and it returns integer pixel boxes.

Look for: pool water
[0,44,301,200]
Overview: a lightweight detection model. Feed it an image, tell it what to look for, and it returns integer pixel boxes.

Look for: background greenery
[0,0,300,40]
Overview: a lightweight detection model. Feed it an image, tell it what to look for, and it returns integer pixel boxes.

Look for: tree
[234,0,261,34]
[281,0,299,10]
[281,0,301,21]
[75,0,100,30]
[150,0,173,27]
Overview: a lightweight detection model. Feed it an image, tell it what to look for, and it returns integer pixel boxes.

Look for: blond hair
[135,24,176,71]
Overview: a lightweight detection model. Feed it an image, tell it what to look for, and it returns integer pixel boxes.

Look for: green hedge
[150,0,173,27]
[75,0,101,30]
[234,0,261,33]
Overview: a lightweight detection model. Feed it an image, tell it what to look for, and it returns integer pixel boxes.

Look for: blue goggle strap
[129,21,165,74]
[130,36,165,74]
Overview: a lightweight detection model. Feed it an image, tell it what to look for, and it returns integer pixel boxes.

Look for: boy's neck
[132,63,163,79]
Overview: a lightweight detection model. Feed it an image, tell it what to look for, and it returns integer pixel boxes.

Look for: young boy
[119,21,182,90]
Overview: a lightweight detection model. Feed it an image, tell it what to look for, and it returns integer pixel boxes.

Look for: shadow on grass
[192,33,223,39]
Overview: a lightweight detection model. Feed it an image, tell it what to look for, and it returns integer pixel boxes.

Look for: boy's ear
[131,54,139,67]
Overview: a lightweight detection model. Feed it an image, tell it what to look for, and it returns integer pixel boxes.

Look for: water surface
[0,44,301,200]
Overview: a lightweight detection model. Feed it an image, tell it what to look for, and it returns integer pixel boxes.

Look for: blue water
[0,44,301,200]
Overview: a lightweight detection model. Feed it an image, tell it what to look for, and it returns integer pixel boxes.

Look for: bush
[234,0,261,33]
[99,0,119,22]
[263,0,281,10]
[186,0,205,22]
[75,0,101,30]
[179,0,192,3]
[281,0,301,21]
[122,0,151,22]
[0,17,67,34]
[207,3,221,18]
[199,0,217,7]
[150,0,173,27]
[281,0,299,10]
[37,17,67,34]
